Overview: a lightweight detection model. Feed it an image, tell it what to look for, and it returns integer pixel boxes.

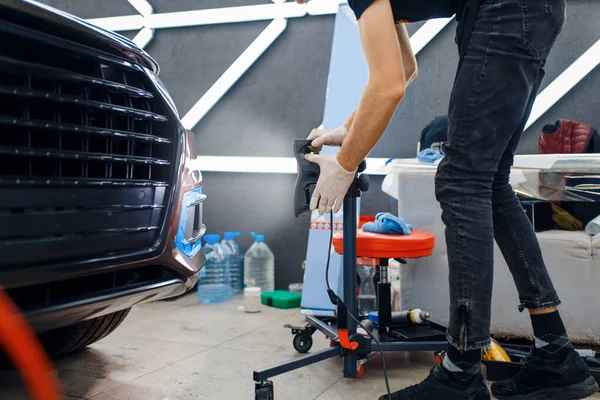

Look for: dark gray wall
[43,1,599,289]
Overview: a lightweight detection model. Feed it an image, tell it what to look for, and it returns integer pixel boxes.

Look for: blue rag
[362,212,413,235]
[417,148,444,163]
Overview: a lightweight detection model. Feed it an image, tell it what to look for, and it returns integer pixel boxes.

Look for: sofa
[384,159,600,345]
[491,230,600,345]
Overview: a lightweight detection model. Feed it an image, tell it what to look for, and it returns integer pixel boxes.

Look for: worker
[297,0,599,399]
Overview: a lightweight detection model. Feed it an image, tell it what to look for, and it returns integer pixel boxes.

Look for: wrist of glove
[306,125,348,152]
[334,125,349,138]
[304,153,356,214]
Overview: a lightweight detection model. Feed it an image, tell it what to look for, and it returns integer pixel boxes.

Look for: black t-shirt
[348,0,463,23]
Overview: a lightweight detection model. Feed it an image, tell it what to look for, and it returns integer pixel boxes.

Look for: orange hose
[0,288,62,400]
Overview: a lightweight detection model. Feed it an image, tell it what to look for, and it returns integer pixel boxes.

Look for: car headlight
[145,69,179,117]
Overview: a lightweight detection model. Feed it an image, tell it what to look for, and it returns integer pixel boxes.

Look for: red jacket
[539,119,596,154]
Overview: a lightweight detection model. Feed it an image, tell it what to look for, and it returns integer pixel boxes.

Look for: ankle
[529,306,558,315]
[442,345,482,383]
[530,310,573,361]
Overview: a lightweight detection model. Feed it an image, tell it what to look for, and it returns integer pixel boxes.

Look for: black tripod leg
[253,346,342,382]
[342,195,358,378]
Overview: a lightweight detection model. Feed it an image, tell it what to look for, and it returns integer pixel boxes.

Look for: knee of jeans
[491,180,516,203]
[435,162,463,202]
[434,170,452,203]
[491,179,510,194]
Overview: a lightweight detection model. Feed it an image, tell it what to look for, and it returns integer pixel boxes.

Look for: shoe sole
[493,376,599,400]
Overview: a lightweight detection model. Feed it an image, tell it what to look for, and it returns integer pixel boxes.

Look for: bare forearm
[395,24,418,86]
[337,83,403,171]
[341,26,412,135]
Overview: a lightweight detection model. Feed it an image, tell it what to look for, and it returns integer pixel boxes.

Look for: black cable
[348,313,392,400]
[325,211,334,292]
[325,211,392,400]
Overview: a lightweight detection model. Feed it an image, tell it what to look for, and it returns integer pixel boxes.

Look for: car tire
[39,309,131,357]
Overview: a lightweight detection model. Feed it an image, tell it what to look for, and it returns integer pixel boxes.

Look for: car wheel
[39,309,131,357]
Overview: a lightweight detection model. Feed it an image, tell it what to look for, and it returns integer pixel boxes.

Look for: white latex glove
[305,153,356,214]
[306,126,348,153]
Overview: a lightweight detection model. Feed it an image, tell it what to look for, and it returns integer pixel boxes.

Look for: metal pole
[342,195,357,378]
[253,347,342,382]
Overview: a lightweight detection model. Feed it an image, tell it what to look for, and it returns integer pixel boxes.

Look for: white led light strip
[410,17,454,55]
[131,27,154,49]
[87,0,339,31]
[193,156,390,175]
[127,0,153,17]
[86,14,144,32]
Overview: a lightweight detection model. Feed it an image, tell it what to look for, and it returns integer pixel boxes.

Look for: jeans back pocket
[521,0,566,60]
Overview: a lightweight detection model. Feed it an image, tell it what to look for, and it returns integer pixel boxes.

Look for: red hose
[0,288,62,400]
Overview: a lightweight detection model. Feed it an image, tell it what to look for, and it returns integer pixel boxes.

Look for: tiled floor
[1,293,599,399]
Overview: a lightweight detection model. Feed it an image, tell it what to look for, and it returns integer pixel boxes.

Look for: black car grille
[0,20,178,266]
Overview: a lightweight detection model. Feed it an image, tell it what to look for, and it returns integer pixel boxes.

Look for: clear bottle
[197,234,232,303]
[357,257,377,316]
[222,232,243,295]
[244,232,274,293]
[388,258,402,311]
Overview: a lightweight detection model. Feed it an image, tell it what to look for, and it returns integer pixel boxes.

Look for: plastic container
[357,257,377,316]
[382,160,450,325]
[244,232,275,293]
[243,287,261,313]
[222,232,243,295]
[382,161,440,234]
[197,234,232,304]
[586,215,600,235]
[261,290,301,309]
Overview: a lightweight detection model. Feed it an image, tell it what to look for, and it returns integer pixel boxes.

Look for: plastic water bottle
[244,232,275,293]
[357,257,377,315]
[222,232,243,295]
[197,234,232,303]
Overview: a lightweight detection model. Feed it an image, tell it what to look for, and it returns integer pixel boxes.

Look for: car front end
[0,0,205,336]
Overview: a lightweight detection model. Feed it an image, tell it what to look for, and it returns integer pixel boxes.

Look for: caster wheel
[293,334,313,353]
[355,364,365,379]
[255,381,274,400]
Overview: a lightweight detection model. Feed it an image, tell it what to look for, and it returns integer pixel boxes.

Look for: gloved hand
[305,153,356,214]
[307,126,348,152]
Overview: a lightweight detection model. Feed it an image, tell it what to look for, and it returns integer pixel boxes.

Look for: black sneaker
[377,364,491,400]
[490,347,599,400]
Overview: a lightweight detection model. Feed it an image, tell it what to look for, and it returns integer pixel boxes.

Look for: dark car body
[0,0,205,339]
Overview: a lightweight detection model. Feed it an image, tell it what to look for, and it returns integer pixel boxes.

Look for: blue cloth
[362,212,413,235]
[417,148,444,163]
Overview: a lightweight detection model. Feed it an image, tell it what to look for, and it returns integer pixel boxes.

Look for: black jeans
[435,0,566,350]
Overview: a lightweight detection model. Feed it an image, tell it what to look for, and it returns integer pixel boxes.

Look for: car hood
[0,0,158,73]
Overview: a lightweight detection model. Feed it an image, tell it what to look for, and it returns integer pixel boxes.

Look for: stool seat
[332,229,435,259]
